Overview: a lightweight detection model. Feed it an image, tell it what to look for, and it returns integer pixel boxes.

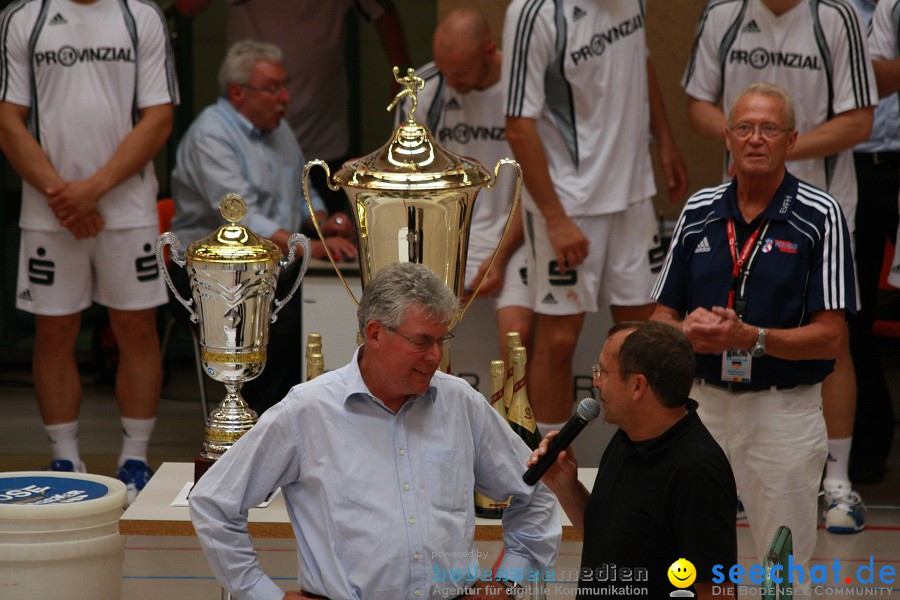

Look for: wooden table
[120,462,594,541]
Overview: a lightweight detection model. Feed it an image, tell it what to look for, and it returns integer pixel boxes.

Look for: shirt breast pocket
[424,449,466,512]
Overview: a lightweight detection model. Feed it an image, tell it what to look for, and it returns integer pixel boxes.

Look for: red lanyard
[725,218,768,313]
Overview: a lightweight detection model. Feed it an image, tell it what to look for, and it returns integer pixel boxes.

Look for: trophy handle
[156,231,198,323]
[302,159,360,307]
[457,158,523,325]
[271,233,311,323]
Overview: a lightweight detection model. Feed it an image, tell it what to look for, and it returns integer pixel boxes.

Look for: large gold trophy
[304,67,522,330]
[157,195,310,479]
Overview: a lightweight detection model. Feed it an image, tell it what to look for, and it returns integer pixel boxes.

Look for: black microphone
[522,397,602,486]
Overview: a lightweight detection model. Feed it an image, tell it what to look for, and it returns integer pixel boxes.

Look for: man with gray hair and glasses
[169,39,357,415]
[190,261,561,600]
[652,83,856,593]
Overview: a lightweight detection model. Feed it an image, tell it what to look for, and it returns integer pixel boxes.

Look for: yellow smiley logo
[668,558,697,588]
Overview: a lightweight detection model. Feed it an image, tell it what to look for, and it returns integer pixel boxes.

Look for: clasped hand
[682,306,746,354]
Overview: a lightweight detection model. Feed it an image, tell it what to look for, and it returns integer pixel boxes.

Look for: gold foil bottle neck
[490,360,506,415]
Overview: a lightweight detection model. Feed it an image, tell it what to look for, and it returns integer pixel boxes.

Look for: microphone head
[575,397,602,421]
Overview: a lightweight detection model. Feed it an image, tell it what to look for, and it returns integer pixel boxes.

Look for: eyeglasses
[241,82,288,96]
[591,363,631,379]
[388,327,454,351]
[729,123,792,140]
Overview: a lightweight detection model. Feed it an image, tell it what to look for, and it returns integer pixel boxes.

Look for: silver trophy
[157,194,310,472]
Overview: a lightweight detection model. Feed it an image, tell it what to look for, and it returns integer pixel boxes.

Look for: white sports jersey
[502,0,656,216]
[399,62,520,275]
[683,0,876,222]
[869,0,900,61]
[0,0,178,232]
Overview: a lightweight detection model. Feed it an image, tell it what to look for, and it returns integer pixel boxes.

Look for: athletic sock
[824,436,853,488]
[44,420,85,472]
[118,416,156,467]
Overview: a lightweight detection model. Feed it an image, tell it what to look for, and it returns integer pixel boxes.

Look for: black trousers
[850,151,898,480]
[166,260,304,416]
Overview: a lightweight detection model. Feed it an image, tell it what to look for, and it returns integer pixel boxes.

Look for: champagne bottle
[474,360,512,518]
[507,346,541,450]
[307,353,324,380]
[503,331,522,410]
[306,333,323,380]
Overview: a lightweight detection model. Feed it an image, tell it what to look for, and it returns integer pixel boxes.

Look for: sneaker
[822,485,865,534]
[736,498,747,521]
[117,459,154,505]
[48,459,75,472]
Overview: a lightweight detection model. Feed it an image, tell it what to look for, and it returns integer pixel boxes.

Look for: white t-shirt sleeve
[502,0,555,119]
[0,8,33,107]
[135,2,179,108]
[823,3,876,115]
[682,4,725,103]
[869,0,900,60]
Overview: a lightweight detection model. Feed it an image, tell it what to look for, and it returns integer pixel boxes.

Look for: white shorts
[692,380,826,593]
[465,245,530,311]
[523,198,662,315]
[16,226,168,315]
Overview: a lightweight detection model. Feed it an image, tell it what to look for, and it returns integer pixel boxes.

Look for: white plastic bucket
[0,471,127,600]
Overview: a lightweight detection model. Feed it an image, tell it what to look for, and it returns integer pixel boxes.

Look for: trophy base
[194,454,217,483]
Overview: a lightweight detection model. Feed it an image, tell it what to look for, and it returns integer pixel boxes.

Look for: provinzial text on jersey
[35,46,135,68]
[729,48,820,71]
[437,125,505,145]
[571,14,644,66]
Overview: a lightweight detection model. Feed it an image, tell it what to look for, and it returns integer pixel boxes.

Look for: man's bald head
[432,8,499,94]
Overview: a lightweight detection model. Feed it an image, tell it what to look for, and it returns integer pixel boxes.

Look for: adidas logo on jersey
[445,97,461,110]
[18,289,33,302]
[741,19,761,33]
[694,237,712,254]
[573,6,587,21]
[542,292,558,305]
[48,13,68,25]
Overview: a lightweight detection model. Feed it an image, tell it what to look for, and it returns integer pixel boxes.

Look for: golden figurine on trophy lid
[303,67,523,337]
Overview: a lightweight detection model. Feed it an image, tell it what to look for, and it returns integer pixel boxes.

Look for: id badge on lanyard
[720,219,769,383]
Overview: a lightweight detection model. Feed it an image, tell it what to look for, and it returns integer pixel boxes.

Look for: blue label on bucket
[0,476,109,505]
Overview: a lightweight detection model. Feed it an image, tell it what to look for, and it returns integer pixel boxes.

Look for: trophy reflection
[157,194,310,479]
[303,67,522,341]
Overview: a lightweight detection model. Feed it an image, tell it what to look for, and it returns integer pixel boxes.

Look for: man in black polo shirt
[652,83,856,593]
[528,320,737,599]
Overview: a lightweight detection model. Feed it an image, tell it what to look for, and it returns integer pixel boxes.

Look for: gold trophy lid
[332,67,491,191]
[188,194,283,264]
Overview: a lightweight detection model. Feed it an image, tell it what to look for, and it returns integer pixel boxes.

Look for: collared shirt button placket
[393,412,427,597]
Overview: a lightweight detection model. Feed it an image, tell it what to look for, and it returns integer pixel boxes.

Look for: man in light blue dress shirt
[169,40,357,414]
[190,262,561,600]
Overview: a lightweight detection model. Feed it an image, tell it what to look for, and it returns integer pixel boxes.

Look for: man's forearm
[687,97,727,140]
[174,0,212,18]
[788,107,874,160]
[873,58,900,98]
[86,103,173,198]
[504,116,567,221]
[374,6,412,69]
[0,102,65,194]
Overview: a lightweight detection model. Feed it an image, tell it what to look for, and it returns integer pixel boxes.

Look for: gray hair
[217,39,283,97]
[728,82,796,130]
[357,263,459,337]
